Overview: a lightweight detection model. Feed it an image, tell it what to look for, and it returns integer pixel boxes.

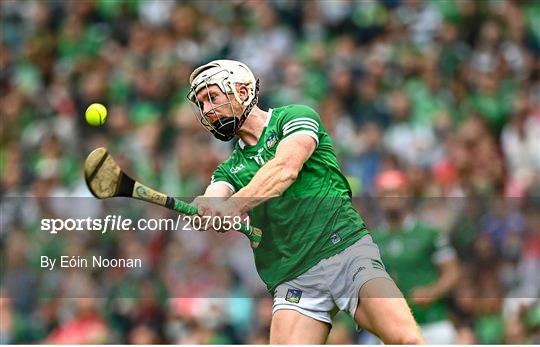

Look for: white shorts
[272,235,392,325]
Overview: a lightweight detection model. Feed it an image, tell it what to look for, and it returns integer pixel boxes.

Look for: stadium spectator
[1,0,539,343]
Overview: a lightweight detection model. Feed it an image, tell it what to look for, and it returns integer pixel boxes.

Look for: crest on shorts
[285,289,302,303]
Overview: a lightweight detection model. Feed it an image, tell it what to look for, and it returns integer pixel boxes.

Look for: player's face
[195,84,234,123]
[190,82,251,141]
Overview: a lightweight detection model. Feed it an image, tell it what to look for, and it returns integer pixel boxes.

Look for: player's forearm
[430,260,461,298]
[203,182,234,198]
[232,159,298,212]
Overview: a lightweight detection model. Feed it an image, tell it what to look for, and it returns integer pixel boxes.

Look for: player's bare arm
[411,256,460,306]
[233,134,316,211]
[196,134,315,219]
[204,182,235,197]
[191,182,234,218]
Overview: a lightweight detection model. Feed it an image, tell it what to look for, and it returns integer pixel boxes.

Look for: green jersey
[211,104,369,292]
[371,217,456,324]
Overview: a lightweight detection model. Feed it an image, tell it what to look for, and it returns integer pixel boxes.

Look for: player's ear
[237,84,249,102]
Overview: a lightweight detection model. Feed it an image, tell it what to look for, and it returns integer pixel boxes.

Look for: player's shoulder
[272,104,318,118]
[273,104,321,123]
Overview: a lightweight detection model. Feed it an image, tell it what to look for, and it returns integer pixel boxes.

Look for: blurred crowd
[1,0,539,344]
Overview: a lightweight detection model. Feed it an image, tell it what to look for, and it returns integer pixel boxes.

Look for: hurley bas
[41,255,142,271]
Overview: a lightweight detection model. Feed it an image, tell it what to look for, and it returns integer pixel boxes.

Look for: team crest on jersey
[285,289,303,303]
[266,131,278,149]
[329,232,342,244]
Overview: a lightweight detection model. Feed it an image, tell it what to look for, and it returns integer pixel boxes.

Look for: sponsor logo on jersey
[266,131,278,149]
[285,289,303,303]
[329,232,342,244]
[230,164,245,174]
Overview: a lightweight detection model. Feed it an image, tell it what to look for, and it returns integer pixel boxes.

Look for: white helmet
[187,59,257,106]
[186,59,260,141]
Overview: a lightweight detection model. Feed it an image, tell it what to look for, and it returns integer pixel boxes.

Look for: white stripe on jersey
[284,122,318,132]
[283,118,319,129]
[282,118,319,131]
[283,121,319,132]
[283,123,318,135]
[281,130,320,146]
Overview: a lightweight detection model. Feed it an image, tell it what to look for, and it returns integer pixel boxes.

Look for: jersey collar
[264,108,273,126]
[238,108,273,150]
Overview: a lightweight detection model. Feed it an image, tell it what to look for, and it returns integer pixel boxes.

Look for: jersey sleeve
[277,105,322,146]
[210,163,236,193]
[431,230,457,264]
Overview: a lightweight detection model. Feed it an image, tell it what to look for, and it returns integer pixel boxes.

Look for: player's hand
[191,196,243,232]
[214,199,243,219]
[192,196,242,218]
[192,196,216,218]
[190,196,215,231]
[410,286,437,306]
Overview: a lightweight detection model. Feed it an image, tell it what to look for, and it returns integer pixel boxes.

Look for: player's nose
[203,104,219,122]
[201,101,210,114]
[202,101,216,115]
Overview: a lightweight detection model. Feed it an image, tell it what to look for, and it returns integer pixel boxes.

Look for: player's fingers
[184,215,202,232]
[213,209,223,218]
[191,195,204,207]
[197,203,212,217]
[197,205,206,216]
[210,205,224,219]
[189,213,211,232]
[212,216,228,233]
[195,208,212,232]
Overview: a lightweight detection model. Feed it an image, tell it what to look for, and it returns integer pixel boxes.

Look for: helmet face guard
[187,60,259,141]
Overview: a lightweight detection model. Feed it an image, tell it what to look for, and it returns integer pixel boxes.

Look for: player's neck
[237,106,267,146]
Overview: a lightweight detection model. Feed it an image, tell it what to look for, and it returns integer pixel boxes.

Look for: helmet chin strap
[211,79,260,142]
[236,79,260,132]
[210,117,238,141]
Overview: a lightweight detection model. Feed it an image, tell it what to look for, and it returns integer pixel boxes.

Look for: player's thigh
[270,309,331,344]
[354,277,424,344]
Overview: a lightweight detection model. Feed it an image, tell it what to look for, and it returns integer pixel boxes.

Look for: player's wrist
[229,190,254,214]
